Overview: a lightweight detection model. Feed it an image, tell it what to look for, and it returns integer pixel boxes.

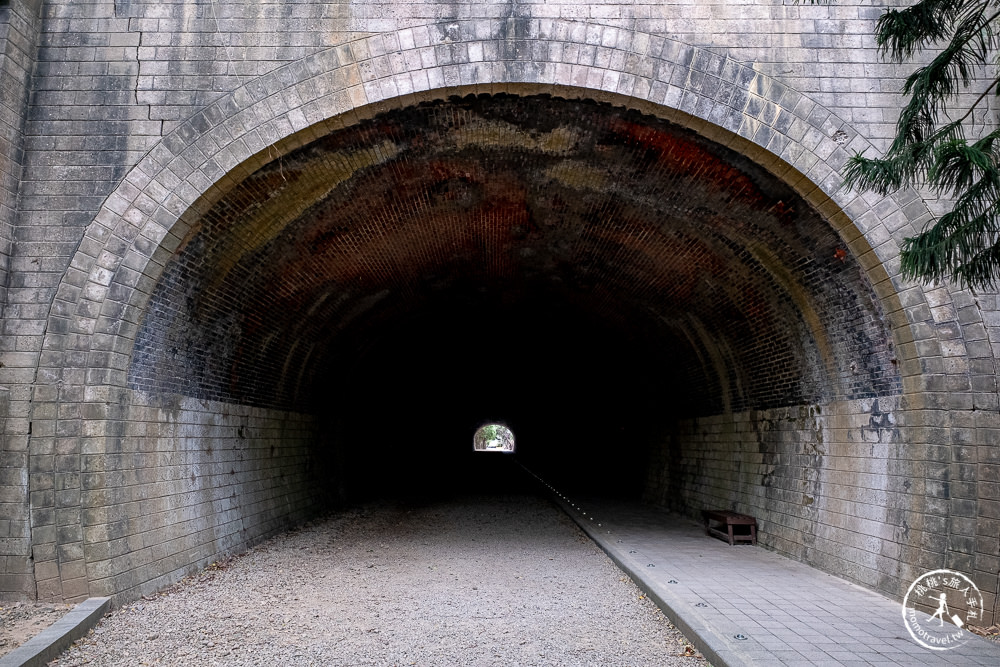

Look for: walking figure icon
[930,593,951,627]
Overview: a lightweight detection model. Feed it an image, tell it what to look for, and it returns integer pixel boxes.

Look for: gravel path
[52,494,707,666]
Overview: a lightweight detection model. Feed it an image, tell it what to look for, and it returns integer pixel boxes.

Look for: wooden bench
[702,510,757,545]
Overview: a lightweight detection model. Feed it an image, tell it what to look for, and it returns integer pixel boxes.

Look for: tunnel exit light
[473,423,515,453]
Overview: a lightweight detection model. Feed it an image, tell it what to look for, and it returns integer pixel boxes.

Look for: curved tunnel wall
[15,17,996,624]
[130,95,899,414]
[126,93,903,513]
[105,94,905,601]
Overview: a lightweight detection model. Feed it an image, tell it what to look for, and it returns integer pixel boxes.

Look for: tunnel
[118,93,902,594]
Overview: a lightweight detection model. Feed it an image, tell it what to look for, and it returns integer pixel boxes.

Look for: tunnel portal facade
[0,1,998,626]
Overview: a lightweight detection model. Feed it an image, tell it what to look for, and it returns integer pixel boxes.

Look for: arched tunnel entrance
[121,93,902,593]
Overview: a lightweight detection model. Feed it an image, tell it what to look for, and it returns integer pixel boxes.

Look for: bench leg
[727,524,734,546]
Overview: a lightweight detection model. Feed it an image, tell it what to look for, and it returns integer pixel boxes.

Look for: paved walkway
[536,484,1000,666]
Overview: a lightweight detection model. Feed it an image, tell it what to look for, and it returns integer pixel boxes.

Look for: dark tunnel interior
[126,93,901,509]
[324,295,667,501]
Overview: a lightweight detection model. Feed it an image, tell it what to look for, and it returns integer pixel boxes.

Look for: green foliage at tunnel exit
[473,424,515,452]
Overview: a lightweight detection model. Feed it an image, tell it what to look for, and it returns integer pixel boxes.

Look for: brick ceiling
[129,94,899,424]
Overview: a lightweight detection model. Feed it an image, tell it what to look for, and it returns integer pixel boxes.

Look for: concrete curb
[0,597,111,667]
[515,462,745,666]
[549,495,751,667]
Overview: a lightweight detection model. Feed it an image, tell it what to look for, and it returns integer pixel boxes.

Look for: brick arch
[40,19,947,401]
[29,19,983,602]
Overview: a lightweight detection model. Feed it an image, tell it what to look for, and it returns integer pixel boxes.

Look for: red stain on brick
[132,95,899,414]
[607,117,780,221]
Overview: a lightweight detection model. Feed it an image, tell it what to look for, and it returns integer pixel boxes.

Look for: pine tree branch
[896,15,998,126]
[900,179,1000,285]
[930,130,1000,195]
[949,72,1000,125]
[883,5,999,153]
[818,0,1000,287]
[877,0,979,61]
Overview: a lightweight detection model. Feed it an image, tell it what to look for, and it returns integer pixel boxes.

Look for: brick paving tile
[546,492,1000,667]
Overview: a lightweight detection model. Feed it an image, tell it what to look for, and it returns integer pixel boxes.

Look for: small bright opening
[473,423,515,453]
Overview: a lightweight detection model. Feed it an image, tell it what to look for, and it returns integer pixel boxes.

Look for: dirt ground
[0,600,73,657]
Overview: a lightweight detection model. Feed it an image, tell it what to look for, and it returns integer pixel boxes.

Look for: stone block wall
[0,0,40,303]
[645,400,904,588]
[645,394,1000,622]
[0,0,996,628]
[47,390,322,602]
[0,0,41,600]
